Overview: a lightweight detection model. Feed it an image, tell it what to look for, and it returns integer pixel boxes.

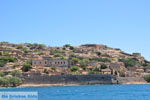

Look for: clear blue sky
[0,0,150,60]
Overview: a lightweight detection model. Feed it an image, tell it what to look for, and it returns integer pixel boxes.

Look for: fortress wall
[21,74,117,85]
[117,77,146,84]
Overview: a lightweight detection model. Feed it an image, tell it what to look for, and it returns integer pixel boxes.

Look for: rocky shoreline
[0,80,148,88]
[0,74,148,88]
[19,81,148,88]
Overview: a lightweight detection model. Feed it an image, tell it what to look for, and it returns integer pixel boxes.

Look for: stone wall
[117,77,146,84]
[21,74,117,85]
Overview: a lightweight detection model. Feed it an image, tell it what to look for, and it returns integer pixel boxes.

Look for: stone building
[109,62,126,76]
[32,58,69,67]
[132,53,141,57]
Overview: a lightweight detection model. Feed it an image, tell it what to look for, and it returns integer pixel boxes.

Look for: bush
[0,77,9,86]
[70,66,80,72]
[54,53,62,57]
[0,61,6,67]
[23,48,29,53]
[0,76,22,87]
[120,58,139,67]
[101,64,108,69]
[0,56,16,67]
[51,66,56,71]
[92,67,100,72]
[9,70,22,77]
[0,72,4,77]
[21,64,32,72]
[0,56,16,62]
[79,59,89,69]
[144,75,150,82]
[3,52,9,56]
[30,43,46,50]
[50,50,61,54]
[64,44,71,47]
[17,44,24,49]
[142,63,150,67]
[69,54,77,58]
[88,71,101,74]
[43,69,49,74]
[8,77,22,87]
[72,57,80,64]
[60,56,67,60]
[89,57,111,62]
[64,44,74,50]
[26,59,32,65]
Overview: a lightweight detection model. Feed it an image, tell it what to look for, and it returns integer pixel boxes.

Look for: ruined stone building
[32,57,69,67]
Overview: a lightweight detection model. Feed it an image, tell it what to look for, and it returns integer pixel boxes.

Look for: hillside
[0,42,150,86]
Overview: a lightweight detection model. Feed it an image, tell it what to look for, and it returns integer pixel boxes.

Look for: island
[0,42,150,87]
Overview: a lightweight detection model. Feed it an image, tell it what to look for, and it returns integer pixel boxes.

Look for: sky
[0,0,150,60]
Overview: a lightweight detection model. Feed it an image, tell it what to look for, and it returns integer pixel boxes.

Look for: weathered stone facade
[32,59,69,67]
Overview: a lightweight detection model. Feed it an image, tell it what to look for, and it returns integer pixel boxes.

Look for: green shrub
[89,57,111,62]
[50,50,61,54]
[0,72,4,77]
[79,59,89,69]
[21,64,32,72]
[72,57,80,64]
[9,70,22,76]
[23,48,29,53]
[144,75,150,82]
[92,67,100,72]
[30,43,46,50]
[54,53,62,57]
[3,52,9,56]
[64,44,71,47]
[16,44,24,49]
[70,66,80,72]
[0,56,16,62]
[64,44,74,50]
[88,71,101,74]
[43,69,49,74]
[101,64,108,69]
[120,58,139,67]
[9,76,22,87]
[0,77,9,86]
[0,56,16,67]
[26,59,32,65]
[142,63,150,67]
[51,66,56,71]
[69,54,77,58]
[0,76,22,87]
[60,56,67,60]
[0,61,6,67]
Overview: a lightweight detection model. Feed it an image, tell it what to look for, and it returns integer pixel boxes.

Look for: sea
[0,84,150,100]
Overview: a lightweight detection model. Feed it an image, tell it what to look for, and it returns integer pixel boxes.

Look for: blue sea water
[0,84,150,100]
